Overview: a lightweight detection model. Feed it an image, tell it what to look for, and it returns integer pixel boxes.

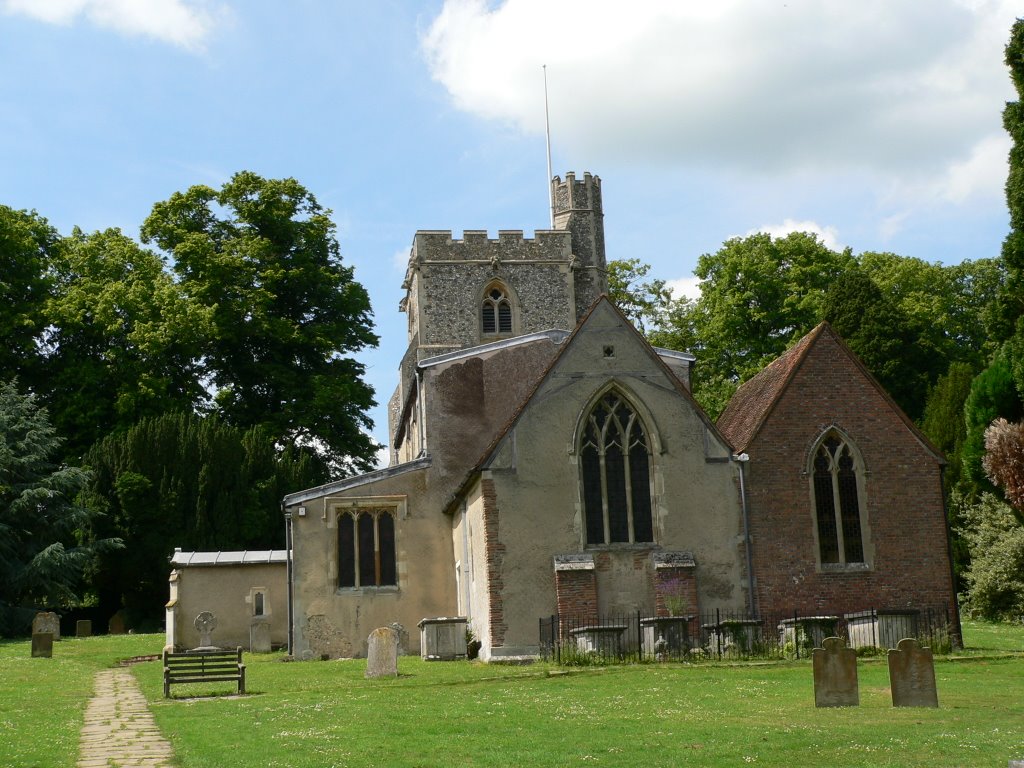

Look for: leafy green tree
[141,172,379,475]
[84,412,327,626]
[652,232,855,416]
[0,380,120,635]
[823,267,931,420]
[40,228,211,460]
[0,207,58,385]
[956,492,1024,620]
[607,258,678,332]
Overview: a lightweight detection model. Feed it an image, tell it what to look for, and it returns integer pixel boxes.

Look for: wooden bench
[163,647,245,697]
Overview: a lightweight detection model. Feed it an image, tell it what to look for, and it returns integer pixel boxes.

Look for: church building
[281,172,960,661]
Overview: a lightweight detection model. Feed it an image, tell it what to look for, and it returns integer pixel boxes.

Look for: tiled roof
[716,324,827,452]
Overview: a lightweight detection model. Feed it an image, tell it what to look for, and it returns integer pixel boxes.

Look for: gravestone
[32,612,60,641]
[31,632,53,658]
[888,638,939,707]
[250,619,272,653]
[76,619,92,638]
[365,626,399,678]
[108,610,127,635]
[811,636,859,707]
[194,611,218,649]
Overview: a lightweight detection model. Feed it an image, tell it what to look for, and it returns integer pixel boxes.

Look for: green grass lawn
[2,621,1023,767]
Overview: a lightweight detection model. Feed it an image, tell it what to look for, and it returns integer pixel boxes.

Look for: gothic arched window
[580,391,654,545]
[481,283,513,336]
[811,432,867,566]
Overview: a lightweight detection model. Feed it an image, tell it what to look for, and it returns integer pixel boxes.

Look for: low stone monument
[812,636,859,707]
[365,626,399,678]
[193,611,218,650]
[250,619,272,653]
[31,632,54,658]
[76,619,92,637]
[888,638,938,707]
[32,611,60,641]
[108,610,127,635]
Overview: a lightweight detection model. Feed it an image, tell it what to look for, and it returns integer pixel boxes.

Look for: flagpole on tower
[543,64,554,228]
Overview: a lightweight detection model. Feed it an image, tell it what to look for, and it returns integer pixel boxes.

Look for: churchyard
[1,621,1022,767]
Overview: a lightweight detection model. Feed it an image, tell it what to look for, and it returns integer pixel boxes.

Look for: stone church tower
[388,172,608,460]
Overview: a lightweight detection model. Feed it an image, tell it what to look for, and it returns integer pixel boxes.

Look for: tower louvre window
[482,284,513,336]
[580,391,654,545]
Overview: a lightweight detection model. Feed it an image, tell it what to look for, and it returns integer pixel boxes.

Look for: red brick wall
[481,478,508,647]
[745,332,958,631]
[653,567,698,618]
[554,569,598,624]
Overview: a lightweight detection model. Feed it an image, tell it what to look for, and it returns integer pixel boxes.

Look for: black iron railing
[539,606,954,664]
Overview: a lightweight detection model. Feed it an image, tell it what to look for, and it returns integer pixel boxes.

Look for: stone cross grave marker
[32,611,60,641]
[888,638,939,707]
[250,619,272,653]
[76,619,92,637]
[31,632,53,658]
[812,636,859,707]
[365,626,399,678]
[194,611,218,649]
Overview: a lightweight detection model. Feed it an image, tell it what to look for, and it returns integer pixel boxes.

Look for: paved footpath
[77,667,176,768]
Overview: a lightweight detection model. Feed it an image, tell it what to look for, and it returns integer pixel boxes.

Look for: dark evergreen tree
[84,412,326,626]
[0,380,121,636]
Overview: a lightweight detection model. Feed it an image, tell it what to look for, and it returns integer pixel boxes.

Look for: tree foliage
[0,380,120,635]
[607,258,677,332]
[0,207,58,386]
[982,418,1024,524]
[141,171,379,474]
[823,267,930,420]
[84,412,327,626]
[39,227,211,459]
[650,232,855,416]
[997,18,1024,338]
[956,492,1024,620]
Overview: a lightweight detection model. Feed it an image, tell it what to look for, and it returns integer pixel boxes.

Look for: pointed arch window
[811,433,867,566]
[580,391,654,545]
[481,284,513,336]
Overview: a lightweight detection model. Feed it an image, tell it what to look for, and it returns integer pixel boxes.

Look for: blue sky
[1,0,1019,457]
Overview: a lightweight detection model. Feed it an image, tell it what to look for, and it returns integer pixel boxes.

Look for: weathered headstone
[365,626,399,678]
[812,636,859,707]
[888,638,939,707]
[108,610,127,635]
[250,619,272,653]
[32,611,60,641]
[76,619,92,638]
[31,632,54,658]
[194,611,218,649]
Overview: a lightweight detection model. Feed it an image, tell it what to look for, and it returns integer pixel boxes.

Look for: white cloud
[666,276,702,303]
[422,0,1018,193]
[1,0,222,50]
[746,220,844,252]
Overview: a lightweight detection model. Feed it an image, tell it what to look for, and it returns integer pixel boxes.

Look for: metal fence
[538,606,954,664]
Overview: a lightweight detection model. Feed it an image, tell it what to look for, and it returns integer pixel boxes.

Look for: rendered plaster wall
[170,563,286,651]
[288,466,460,659]
[480,301,746,655]
[453,482,493,655]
